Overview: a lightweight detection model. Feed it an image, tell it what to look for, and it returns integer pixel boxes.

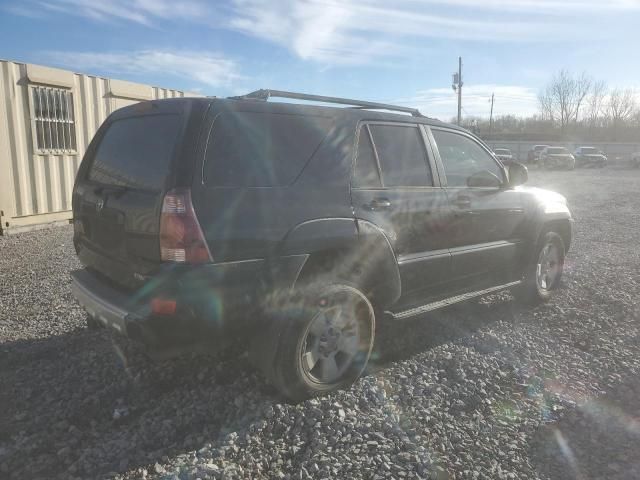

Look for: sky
[1,0,640,120]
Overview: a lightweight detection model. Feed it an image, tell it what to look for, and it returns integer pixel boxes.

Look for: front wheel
[514,231,565,305]
[255,283,375,402]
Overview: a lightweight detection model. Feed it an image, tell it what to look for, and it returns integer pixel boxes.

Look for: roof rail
[230,89,423,117]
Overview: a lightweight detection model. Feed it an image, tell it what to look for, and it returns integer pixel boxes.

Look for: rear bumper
[71,269,135,337]
[70,267,244,353]
[70,254,308,354]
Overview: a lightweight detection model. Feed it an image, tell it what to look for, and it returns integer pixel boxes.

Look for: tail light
[160,188,213,263]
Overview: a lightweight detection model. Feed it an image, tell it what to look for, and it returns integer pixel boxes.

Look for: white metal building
[0,59,197,234]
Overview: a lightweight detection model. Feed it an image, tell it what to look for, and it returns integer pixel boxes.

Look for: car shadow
[0,292,524,479]
[528,370,640,480]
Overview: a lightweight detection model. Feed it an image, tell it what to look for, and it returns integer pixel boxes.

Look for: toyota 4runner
[71,90,573,401]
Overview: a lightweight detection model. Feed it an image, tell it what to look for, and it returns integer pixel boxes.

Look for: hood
[518,186,571,215]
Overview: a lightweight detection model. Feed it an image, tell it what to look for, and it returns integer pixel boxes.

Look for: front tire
[255,283,375,402]
[514,231,565,305]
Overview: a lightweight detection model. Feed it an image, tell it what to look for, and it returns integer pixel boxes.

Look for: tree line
[460,70,639,143]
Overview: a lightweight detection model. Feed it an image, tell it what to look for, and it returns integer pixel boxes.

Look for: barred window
[31,86,77,153]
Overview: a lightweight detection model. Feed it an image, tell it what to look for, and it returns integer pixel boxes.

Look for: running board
[389,280,521,320]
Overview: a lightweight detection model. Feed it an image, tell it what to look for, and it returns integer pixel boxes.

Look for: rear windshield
[203,111,332,187]
[87,114,182,191]
[548,147,568,154]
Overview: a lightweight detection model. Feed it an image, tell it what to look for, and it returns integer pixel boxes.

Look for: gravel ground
[1,168,639,480]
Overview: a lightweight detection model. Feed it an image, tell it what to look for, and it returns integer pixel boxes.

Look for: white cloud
[47,50,242,89]
[38,0,210,25]
[226,0,633,65]
[397,84,539,120]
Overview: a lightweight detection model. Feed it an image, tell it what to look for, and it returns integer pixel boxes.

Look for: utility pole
[452,57,463,126]
[489,93,495,137]
[457,57,462,126]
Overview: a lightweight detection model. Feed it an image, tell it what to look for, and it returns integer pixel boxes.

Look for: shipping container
[0,59,199,234]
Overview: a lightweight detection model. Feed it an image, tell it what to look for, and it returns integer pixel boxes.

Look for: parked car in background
[540,147,576,170]
[70,90,573,401]
[493,148,514,165]
[573,146,607,168]
[527,145,549,164]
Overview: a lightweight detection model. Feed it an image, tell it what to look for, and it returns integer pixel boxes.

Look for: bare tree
[586,80,608,130]
[573,72,592,122]
[607,88,637,139]
[538,70,593,132]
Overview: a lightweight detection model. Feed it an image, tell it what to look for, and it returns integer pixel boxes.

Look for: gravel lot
[1,168,639,480]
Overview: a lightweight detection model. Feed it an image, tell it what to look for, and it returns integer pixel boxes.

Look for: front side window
[31,86,77,153]
[368,124,432,187]
[432,130,504,187]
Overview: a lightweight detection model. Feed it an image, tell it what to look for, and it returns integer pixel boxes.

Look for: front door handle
[364,198,392,210]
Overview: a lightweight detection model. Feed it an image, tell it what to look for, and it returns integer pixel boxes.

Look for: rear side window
[88,114,182,191]
[204,112,332,187]
[369,125,432,187]
[352,126,382,188]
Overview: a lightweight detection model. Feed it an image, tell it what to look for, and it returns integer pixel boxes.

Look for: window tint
[352,126,381,188]
[369,125,431,187]
[432,130,504,187]
[204,112,332,187]
[88,114,182,191]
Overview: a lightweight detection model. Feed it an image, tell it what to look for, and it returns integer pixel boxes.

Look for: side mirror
[467,170,502,188]
[508,162,528,187]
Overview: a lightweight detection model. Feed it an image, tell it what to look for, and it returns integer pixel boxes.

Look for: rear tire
[513,231,565,305]
[252,282,375,402]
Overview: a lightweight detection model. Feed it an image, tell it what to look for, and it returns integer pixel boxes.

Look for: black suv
[71,90,573,401]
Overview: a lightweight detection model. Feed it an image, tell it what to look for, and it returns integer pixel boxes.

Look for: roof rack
[230,89,423,117]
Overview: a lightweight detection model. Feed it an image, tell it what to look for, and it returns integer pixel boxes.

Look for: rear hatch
[72,100,204,289]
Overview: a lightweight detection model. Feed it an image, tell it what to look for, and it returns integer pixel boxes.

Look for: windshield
[2,2,639,480]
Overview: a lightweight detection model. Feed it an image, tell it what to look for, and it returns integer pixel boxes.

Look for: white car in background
[540,146,576,170]
[493,148,515,165]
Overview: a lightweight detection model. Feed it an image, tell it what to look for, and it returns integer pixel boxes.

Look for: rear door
[72,104,191,286]
[428,127,525,286]
[351,122,452,304]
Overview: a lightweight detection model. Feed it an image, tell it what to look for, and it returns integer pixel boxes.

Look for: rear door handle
[453,196,471,208]
[365,198,392,210]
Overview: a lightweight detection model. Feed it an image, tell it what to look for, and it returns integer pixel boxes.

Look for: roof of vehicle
[115,95,470,133]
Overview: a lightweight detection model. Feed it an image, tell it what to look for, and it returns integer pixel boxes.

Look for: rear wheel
[514,231,565,305]
[254,283,375,402]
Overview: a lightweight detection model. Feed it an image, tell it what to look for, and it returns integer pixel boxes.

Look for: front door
[351,122,452,305]
[429,127,526,287]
